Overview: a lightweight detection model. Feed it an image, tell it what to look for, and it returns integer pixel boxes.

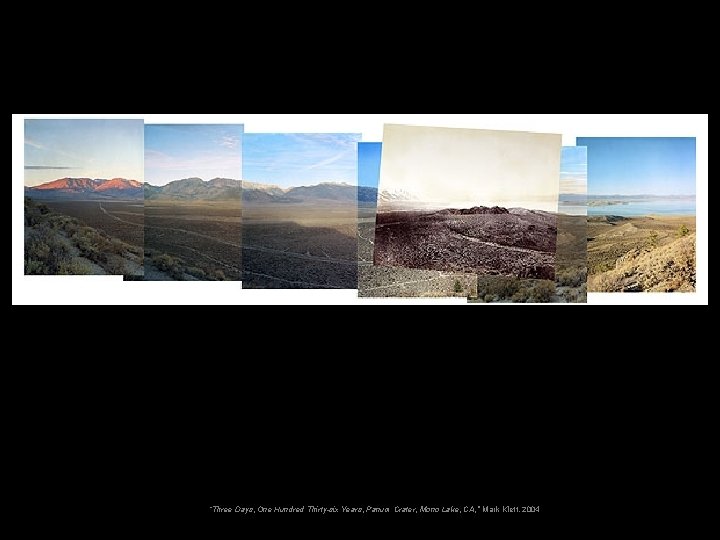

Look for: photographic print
[471,146,588,303]
[554,146,588,303]
[374,124,562,280]
[143,125,243,281]
[357,142,477,297]
[242,133,361,289]
[579,137,696,292]
[24,119,144,276]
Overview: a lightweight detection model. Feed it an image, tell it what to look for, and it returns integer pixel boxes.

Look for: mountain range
[26,177,405,205]
[243,181,371,204]
[437,206,510,215]
[378,188,420,203]
[587,194,695,200]
[25,178,143,199]
[144,178,241,200]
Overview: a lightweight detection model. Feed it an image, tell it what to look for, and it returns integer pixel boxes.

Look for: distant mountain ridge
[145,178,241,200]
[587,194,695,200]
[379,188,420,203]
[358,186,379,203]
[26,178,143,199]
[437,206,510,215]
[243,181,361,204]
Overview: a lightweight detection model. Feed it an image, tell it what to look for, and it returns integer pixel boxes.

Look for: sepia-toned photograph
[374,125,562,280]
[357,142,477,298]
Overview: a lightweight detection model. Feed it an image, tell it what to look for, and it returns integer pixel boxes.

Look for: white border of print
[12,114,708,305]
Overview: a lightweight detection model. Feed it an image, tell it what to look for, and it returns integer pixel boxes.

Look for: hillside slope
[589,233,695,292]
[24,197,143,275]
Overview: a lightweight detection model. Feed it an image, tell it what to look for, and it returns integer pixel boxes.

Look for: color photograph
[24,119,144,276]
[579,137,696,292]
[555,146,588,302]
[143,124,243,281]
[242,133,361,289]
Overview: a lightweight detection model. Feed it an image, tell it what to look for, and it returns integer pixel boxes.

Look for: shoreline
[589,213,696,219]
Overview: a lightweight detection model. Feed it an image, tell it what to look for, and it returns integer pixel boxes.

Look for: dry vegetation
[589,231,695,292]
[468,214,587,303]
[24,197,143,275]
[358,203,477,297]
[243,203,358,289]
[588,215,695,292]
[359,265,477,298]
[374,209,557,279]
[143,200,241,281]
[43,200,144,247]
[554,214,588,302]
[472,276,556,303]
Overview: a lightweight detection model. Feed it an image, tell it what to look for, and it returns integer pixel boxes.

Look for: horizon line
[587,193,696,197]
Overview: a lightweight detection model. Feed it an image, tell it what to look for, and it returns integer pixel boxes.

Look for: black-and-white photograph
[374,124,562,280]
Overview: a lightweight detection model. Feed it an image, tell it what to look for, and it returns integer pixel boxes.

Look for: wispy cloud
[25,137,79,160]
[145,149,241,171]
[243,132,361,187]
[24,138,46,150]
[287,133,359,150]
[218,135,240,149]
[144,148,241,183]
[306,152,347,170]
[560,147,587,178]
[25,165,76,170]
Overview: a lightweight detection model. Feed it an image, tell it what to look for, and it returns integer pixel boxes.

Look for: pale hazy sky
[561,146,587,195]
[145,125,243,186]
[243,133,360,188]
[25,119,144,186]
[379,125,562,211]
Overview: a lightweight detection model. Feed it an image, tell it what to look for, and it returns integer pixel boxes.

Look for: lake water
[587,199,695,217]
[558,205,587,216]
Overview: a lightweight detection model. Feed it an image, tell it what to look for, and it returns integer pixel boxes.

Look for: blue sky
[24,119,144,186]
[145,125,243,186]
[577,137,695,196]
[561,146,587,194]
[243,133,361,187]
[358,142,382,188]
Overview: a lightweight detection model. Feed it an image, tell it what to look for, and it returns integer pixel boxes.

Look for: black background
[11,19,708,532]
